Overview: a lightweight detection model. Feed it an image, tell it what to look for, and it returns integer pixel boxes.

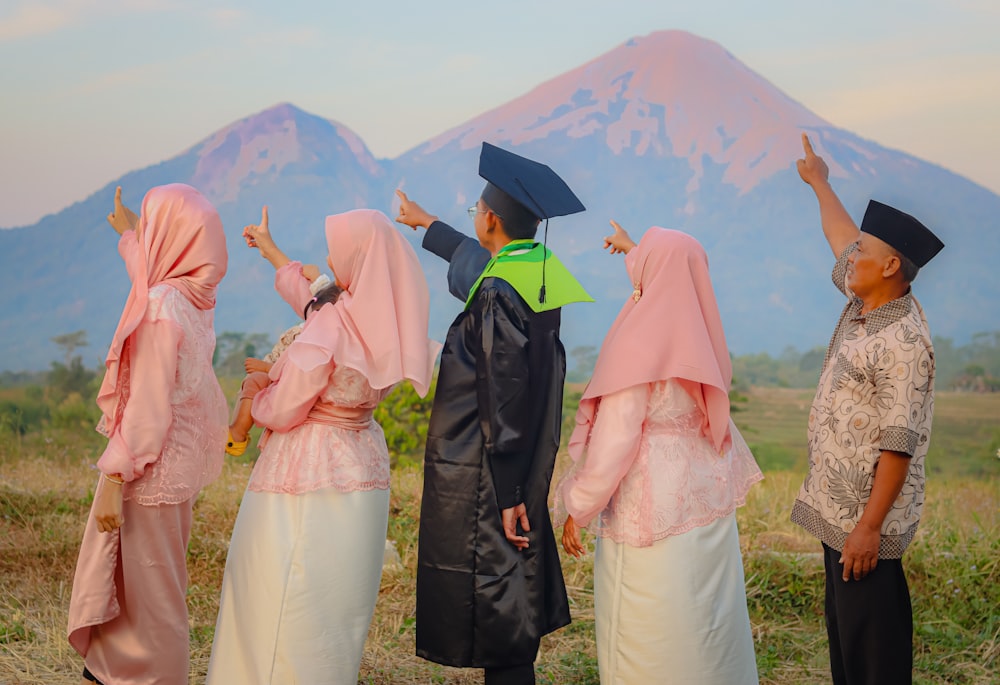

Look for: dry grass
[2,389,999,683]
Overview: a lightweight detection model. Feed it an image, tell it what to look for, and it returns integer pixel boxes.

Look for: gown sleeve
[562,384,650,527]
[96,318,182,481]
[422,220,491,301]
[274,260,313,317]
[472,287,536,509]
[251,357,334,432]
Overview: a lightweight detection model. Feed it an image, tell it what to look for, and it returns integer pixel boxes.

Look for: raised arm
[797,133,860,257]
[604,220,637,255]
[106,186,139,236]
[244,206,292,271]
[395,189,490,301]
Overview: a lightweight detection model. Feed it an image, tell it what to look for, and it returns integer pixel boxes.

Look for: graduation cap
[477,142,585,303]
[478,142,585,224]
[861,200,944,268]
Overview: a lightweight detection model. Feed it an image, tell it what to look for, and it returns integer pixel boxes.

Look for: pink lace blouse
[554,379,763,547]
[246,263,393,495]
[97,285,228,505]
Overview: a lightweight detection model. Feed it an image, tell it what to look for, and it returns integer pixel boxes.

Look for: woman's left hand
[562,514,586,557]
[603,220,636,255]
[106,186,139,235]
[243,206,291,270]
[93,477,124,533]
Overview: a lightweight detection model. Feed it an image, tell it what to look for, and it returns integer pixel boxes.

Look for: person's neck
[489,235,531,257]
[859,283,908,315]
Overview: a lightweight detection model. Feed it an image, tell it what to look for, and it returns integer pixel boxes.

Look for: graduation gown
[416,221,572,668]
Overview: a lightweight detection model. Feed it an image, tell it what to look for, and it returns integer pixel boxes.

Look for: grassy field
[1,388,998,683]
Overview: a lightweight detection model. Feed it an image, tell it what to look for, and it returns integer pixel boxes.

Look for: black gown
[415,221,571,668]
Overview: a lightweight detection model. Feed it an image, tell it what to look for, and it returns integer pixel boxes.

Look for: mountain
[2,30,998,372]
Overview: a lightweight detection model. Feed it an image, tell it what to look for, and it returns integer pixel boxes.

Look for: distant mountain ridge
[2,30,998,371]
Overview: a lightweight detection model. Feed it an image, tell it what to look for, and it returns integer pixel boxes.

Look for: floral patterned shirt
[791,244,935,558]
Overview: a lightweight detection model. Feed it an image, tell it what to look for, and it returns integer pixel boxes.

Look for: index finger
[261,205,269,227]
[395,189,408,203]
[801,132,815,156]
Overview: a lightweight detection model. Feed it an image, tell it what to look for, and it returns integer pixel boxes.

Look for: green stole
[464,239,593,313]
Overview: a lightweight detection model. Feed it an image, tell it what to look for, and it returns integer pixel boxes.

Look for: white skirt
[206,487,390,685]
[594,513,758,685]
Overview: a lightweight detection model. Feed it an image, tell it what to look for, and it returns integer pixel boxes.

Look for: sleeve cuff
[496,484,523,510]
[879,426,919,457]
[96,431,141,481]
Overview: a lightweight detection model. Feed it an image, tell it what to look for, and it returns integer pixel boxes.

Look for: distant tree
[48,356,97,402]
[214,332,273,376]
[51,330,88,367]
[567,345,599,383]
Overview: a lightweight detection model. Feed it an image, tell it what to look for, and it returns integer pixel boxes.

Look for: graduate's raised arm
[796,133,860,257]
[394,189,438,231]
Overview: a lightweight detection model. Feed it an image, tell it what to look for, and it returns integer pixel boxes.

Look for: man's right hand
[796,133,830,187]
[394,189,438,231]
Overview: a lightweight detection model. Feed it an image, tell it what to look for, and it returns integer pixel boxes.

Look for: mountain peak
[189,103,381,203]
[419,30,828,194]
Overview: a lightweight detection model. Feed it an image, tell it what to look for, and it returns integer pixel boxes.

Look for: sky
[1,0,998,228]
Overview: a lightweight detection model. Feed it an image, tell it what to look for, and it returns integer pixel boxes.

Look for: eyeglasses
[467,204,502,220]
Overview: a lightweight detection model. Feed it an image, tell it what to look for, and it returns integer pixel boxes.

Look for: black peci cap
[478,142,585,224]
[860,200,944,268]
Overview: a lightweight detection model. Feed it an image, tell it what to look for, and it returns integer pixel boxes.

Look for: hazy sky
[1,0,998,227]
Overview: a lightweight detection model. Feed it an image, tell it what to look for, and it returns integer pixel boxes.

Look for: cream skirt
[206,487,390,685]
[594,513,758,684]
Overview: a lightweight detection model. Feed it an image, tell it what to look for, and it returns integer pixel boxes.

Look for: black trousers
[823,543,912,685]
[484,663,535,685]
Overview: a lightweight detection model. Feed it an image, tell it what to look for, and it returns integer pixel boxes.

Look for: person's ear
[485,211,501,235]
[883,254,901,278]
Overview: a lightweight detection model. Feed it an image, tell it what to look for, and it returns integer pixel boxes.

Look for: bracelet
[103,472,125,485]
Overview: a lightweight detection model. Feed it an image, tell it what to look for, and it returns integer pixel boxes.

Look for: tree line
[2,330,997,446]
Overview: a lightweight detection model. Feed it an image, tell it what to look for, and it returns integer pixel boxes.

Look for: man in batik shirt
[792,134,944,685]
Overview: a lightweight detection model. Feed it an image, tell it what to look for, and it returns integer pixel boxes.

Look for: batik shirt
[791,244,935,558]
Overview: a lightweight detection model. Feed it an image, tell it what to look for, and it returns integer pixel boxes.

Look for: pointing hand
[106,186,139,235]
[603,220,636,255]
[796,133,829,186]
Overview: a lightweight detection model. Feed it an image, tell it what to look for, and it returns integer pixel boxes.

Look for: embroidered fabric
[97,285,228,505]
[263,323,304,364]
[555,379,763,547]
[248,365,392,495]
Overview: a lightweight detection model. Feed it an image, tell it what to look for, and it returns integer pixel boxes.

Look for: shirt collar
[850,291,913,335]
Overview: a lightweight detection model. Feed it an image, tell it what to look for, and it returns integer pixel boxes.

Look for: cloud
[0,0,204,42]
[0,4,72,41]
[810,53,1000,129]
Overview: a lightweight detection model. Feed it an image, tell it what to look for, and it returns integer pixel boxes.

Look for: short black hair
[482,197,539,241]
[893,248,920,283]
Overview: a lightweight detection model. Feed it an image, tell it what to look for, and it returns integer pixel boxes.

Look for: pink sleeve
[118,230,142,281]
[275,261,312,318]
[563,383,650,527]
[96,318,181,481]
[251,358,332,432]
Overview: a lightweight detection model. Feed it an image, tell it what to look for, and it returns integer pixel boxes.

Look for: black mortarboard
[860,200,944,268]
[478,142,585,223]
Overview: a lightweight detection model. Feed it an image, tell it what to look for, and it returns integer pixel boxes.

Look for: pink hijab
[569,228,733,459]
[96,184,228,431]
[285,209,437,396]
